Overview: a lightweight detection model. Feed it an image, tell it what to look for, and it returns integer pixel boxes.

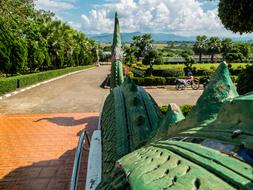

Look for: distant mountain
[88,32,252,43]
[88,32,195,43]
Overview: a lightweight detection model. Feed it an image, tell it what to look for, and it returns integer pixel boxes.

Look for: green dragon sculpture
[110,12,124,89]
[96,14,253,190]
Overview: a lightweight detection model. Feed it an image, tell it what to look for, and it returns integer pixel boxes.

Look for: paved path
[0,113,98,190]
[0,65,202,113]
[0,66,110,114]
[146,87,203,106]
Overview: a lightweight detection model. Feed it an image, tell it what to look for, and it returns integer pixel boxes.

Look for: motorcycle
[202,76,210,88]
[176,76,200,90]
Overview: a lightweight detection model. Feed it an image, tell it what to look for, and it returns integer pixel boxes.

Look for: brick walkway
[0,113,99,190]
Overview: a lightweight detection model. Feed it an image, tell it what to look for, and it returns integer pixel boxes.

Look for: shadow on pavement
[0,147,89,190]
[34,116,99,128]
[0,116,98,190]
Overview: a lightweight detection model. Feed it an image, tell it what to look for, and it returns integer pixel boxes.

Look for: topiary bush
[160,104,194,116]
[0,77,18,95]
[237,64,253,95]
[161,69,184,77]
[195,69,215,76]
[180,104,194,116]
[154,57,164,65]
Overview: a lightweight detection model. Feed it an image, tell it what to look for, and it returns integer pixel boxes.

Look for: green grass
[134,63,248,70]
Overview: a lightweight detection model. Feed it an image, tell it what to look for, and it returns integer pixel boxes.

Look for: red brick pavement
[0,113,99,190]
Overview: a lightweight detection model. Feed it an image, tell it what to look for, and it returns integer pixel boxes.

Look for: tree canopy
[218,0,253,33]
[0,0,97,75]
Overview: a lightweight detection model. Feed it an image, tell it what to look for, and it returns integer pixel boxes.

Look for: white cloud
[80,0,231,36]
[35,0,75,11]
[68,21,82,30]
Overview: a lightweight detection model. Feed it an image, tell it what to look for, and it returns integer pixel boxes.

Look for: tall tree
[0,1,97,74]
[131,34,153,60]
[207,37,222,63]
[221,38,233,59]
[193,35,207,62]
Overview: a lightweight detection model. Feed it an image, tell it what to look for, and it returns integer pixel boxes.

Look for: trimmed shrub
[237,65,253,95]
[151,68,184,77]
[132,76,177,86]
[162,69,184,77]
[132,68,145,77]
[131,75,237,86]
[180,105,194,116]
[229,68,242,76]
[18,65,94,88]
[165,77,177,85]
[18,73,39,88]
[154,57,164,65]
[160,105,168,114]
[160,104,194,116]
[0,77,18,95]
[195,69,214,76]
[144,77,166,86]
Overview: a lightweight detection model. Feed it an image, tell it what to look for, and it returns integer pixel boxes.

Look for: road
[146,87,203,106]
[0,66,110,114]
[0,65,203,114]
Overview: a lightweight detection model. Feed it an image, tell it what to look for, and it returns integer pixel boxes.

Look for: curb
[0,67,96,100]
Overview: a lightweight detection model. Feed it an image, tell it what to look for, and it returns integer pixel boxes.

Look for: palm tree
[193,35,207,62]
[207,37,222,63]
[221,38,233,59]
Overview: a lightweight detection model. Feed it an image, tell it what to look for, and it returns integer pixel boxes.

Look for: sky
[35,0,252,37]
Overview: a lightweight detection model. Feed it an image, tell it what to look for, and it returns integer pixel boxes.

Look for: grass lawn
[134,63,248,70]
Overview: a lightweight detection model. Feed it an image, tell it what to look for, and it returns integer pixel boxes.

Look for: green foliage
[225,51,244,63]
[180,105,194,116]
[0,77,18,95]
[237,65,253,95]
[235,43,252,58]
[0,2,96,75]
[153,69,184,77]
[160,104,194,116]
[180,50,195,67]
[218,0,253,33]
[154,57,164,65]
[142,48,164,77]
[207,37,222,63]
[0,65,94,95]
[131,76,168,86]
[221,38,233,58]
[124,34,153,62]
[193,35,207,62]
[142,49,159,65]
[131,75,238,86]
[124,46,137,65]
[160,105,169,114]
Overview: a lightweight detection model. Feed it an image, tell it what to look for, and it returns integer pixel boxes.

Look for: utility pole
[96,44,100,67]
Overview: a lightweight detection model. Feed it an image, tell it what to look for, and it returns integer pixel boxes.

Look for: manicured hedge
[153,68,185,77]
[0,65,94,95]
[133,64,243,77]
[0,77,18,95]
[160,104,194,116]
[131,76,185,86]
[131,75,238,86]
[237,65,253,95]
